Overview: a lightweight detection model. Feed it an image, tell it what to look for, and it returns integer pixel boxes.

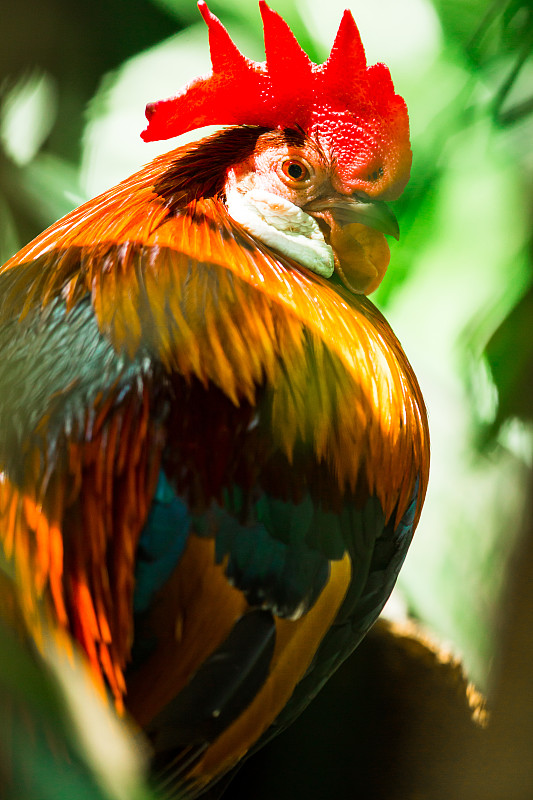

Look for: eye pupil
[288,162,304,179]
[282,159,309,182]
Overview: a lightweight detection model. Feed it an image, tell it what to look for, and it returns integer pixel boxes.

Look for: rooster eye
[281,159,310,182]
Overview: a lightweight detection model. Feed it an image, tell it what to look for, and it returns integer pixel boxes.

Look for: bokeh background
[1,0,532,798]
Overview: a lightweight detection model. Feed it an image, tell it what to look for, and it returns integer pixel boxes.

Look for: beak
[306,196,400,240]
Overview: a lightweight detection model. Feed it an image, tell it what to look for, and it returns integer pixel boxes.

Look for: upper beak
[306,196,400,240]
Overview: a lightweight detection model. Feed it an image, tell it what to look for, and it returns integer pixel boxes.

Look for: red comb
[142,1,412,198]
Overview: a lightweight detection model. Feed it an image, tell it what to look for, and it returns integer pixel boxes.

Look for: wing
[0,286,165,704]
[0,143,429,795]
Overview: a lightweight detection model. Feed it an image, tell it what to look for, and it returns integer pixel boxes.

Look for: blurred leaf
[502,0,533,39]
[484,285,533,430]
[149,0,323,61]
[302,0,443,72]
[433,0,503,52]
[0,566,155,800]
[0,188,21,261]
[0,71,58,166]
[0,150,82,259]
[20,153,86,225]
[15,153,84,225]
[386,80,531,683]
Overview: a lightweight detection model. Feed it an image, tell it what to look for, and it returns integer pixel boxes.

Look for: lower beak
[306,196,400,240]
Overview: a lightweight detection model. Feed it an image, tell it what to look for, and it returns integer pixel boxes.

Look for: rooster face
[224,128,399,292]
[225,130,329,208]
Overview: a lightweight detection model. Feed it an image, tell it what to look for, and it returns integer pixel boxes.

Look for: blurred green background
[1,0,532,797]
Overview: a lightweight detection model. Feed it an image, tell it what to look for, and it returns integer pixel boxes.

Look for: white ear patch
[226,188,334,278]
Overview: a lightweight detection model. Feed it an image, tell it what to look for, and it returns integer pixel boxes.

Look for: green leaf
[485,285,533,431]
[0,564,156,800]
[0,72,58,166]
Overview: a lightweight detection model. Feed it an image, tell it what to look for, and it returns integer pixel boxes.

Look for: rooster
[0,3,429,798]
